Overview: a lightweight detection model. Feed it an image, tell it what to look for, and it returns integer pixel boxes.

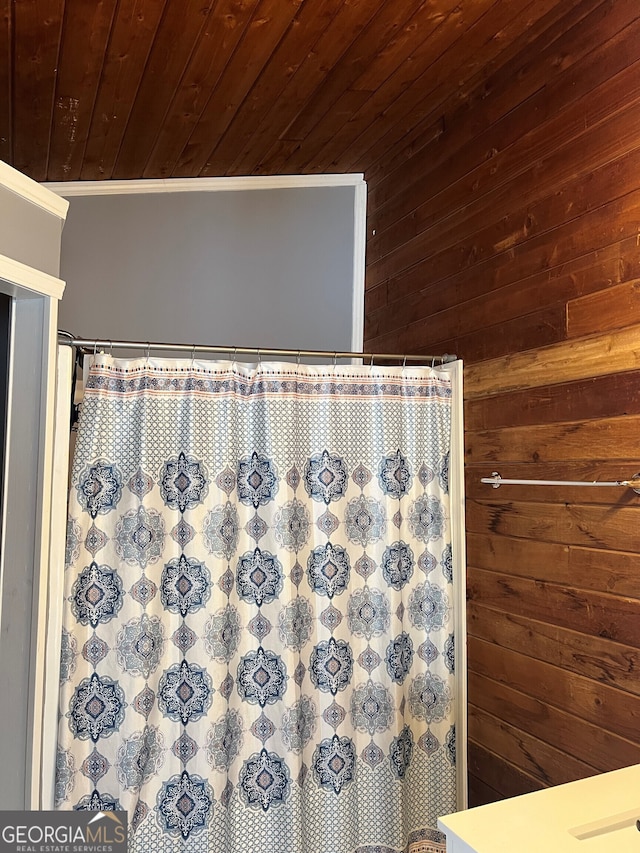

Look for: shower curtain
[56,355,457,853]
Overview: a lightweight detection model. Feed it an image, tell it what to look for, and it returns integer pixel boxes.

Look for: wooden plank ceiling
[2,0,568,183]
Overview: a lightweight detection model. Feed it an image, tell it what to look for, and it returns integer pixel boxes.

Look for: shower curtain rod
[57,332,457,365]
[482,471,640,494]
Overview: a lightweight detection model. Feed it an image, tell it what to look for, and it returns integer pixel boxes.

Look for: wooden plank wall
[363,0,640,807]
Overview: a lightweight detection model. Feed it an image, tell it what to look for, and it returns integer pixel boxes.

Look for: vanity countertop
[438,763,640,853]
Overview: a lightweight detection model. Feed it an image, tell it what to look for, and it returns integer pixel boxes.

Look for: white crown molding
[0,252,65,301]
[42,173,366,197]
[0,161,69,219]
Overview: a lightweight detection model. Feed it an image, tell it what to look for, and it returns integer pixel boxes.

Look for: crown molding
[0,161,69,219]
[42,173,365,197]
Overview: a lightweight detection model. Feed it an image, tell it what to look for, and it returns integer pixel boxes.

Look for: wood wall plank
[469,639,640,746]
[467,602,640,696]
[468,670,640,771]
[466,566,640,646]
[567,279,640,337]
[463,324,640,400]
[468,705,598,787]
[466,499,640,552]
[466,414,640,463]
[363,0,640,806]
[464,372,640,431]
[468,741,544,800]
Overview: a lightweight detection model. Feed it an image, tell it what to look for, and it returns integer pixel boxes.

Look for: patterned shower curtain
[56,355,456,853]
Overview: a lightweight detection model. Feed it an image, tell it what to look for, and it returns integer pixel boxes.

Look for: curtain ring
[431,356,436,369]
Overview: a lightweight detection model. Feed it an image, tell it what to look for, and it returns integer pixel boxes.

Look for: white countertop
[438,764,640,853]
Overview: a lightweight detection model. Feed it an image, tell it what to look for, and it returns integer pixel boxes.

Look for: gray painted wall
[0,184,63,276]
[59,186,357,353]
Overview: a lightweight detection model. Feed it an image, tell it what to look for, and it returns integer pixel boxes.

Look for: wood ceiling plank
[171,0,303,178]
[362,0,593,185]
[47,0,118,181]
[143,0,260,179]
[274,0,429,145]
[0,0,11,164]
[200,0,345,176]
[12,0,65,180]
[318,0,570,175]
[262,87,371,175]
[367,0,636,225]
[228,0,385,176]
[79,0,167,180]
[112,0,216,179]
[349,0,461,94]
[307,0,497,174]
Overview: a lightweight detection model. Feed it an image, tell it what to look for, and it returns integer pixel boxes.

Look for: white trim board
[0,161,69,219]
[43,173,365,197]
[0,252,65,301]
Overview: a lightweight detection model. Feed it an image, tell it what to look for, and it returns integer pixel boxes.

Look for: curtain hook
[297,350,301,366]
[333,351,338,367]
[402,354,407,368]
[109,340,113,356]
[431,356,436,369]
[145,342,151,363]
[369,352,374,366]
[190,344,196,367]
[257,348,261,365]
[93,340,98,357]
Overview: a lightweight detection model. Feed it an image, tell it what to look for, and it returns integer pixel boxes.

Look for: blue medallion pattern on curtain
[57,357,455,853]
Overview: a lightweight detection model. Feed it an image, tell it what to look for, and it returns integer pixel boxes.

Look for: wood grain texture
[468,602,640,696]
[80,0,167,180]
[362,0,640,807]
[468,704,598,787]
[47,0,118,181]
[468,670,640,771]
[463,324,640,400]
[468,640,640,747]
[468,741,544,800]
[111,0,217,180]
[12,0,65,180]
[466,566,640,646]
